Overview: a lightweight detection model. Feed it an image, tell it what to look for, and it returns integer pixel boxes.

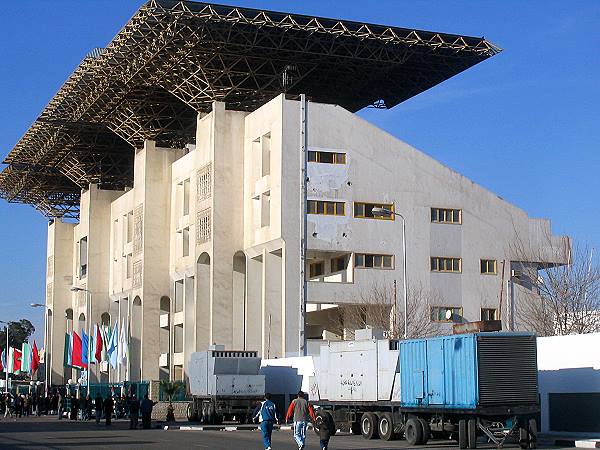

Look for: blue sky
[1,1,599,343]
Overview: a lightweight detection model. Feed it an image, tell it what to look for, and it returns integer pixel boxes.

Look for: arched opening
[232,251,246,349]
[100,312,110,327]
[131,297,142,381]
[159,296,171,381]
[196,253,211,352]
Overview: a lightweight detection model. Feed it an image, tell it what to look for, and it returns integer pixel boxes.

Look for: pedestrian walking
[80,395,88,420]
[285,391,316,450]
[129,395,140,429]
[70,396,79,420]
[4,394,13,418]
[94,393,103,424]
[103,396,114,426]
[140,394,156,429]
[317,413,332,450]
[57,393,64,420]
[253,393,279,450]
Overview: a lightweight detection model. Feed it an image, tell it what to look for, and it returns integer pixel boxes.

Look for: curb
[167,424,310,432]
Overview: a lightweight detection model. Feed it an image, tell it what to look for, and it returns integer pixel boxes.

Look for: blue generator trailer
[310,329,538,448]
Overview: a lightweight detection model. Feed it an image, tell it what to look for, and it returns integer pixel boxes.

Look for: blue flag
[107,322,118,369]
[82,329,89,367]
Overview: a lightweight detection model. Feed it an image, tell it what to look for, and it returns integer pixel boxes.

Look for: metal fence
[64,381,149,399]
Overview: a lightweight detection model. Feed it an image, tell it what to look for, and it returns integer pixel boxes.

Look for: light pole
[30,303,50,393]
[0,320,12,393]
[70,286,92,393]
[371,207,408,339]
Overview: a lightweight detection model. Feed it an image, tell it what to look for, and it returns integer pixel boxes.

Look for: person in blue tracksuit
[253,393,279,450]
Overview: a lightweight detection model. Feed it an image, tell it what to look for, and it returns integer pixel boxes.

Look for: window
[353,202,394,220]
[182,227,190,257]
[431,207,462,224]
[196,208,211,244]
[79,237,88,279]
[431,306,463,323]
[127,211,134,243]
[355,253,394,269]
[197,163,212,201]
[126,254,132,279]
[309,261,325,278]
[261,133,271,177]
[183,178,190,216]
[481,308,497,321]
[308,150,346,164]
[430,257,462,273]
[480,259,497,275]
[331,256,346,273]
[308,200,345,216]
[261,192,270,227]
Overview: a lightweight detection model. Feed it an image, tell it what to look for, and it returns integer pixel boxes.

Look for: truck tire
[405,418,423,446]
[361,412,379,440]
[468,419,477,449]
[378,412,394,441]
[186,403,198,422]
[458,419,467,449]
[418,418,431,445]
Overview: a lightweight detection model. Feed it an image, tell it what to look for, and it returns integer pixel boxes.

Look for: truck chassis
[312,401,538,449]
[187,395,260,424]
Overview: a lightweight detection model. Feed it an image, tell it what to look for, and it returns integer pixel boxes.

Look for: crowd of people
[1,391,156,429]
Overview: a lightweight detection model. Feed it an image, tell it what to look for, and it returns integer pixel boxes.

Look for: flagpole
[2,322,9,393]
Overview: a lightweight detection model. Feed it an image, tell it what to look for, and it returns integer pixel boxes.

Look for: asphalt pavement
[0,416,573,450]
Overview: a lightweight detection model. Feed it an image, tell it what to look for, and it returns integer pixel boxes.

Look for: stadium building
[0,1,567,386]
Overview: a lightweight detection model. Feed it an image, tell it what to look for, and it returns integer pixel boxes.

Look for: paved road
[0,416,569,450]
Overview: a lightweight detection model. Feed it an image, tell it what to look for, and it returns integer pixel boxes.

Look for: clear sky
[1,1,599,344]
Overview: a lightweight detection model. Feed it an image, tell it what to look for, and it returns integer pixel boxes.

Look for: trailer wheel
[361,412,379,440]
[186,403,198,422]
[468,419,477,449]
[418,418,431,445]
[458,419,467,449]
[405,418,423,446]
[378,412,394,441]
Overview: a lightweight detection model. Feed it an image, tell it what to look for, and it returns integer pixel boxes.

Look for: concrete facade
[44,95,567,385]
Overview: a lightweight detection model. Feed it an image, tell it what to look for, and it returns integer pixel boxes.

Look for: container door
[426,339,445,405]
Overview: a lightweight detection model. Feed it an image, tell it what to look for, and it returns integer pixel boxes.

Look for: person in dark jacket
[94,394,103,424]
[129,395,140,429]
[318,414,332,450]
[140,394,156,429]
[103,396,114,426]
[79,395,88,420]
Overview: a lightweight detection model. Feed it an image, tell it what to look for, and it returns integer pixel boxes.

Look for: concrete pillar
[196,254,211,350]
[246,255,263,353]
[264,249,283,358]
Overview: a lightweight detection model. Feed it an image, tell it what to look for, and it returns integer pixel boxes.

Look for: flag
[31,341,40,376]
[118,319,128,367]
[95,324,103,363]
[107,322,118,369]
[81,329,89,369]
[8,347,22,374]
[100,325,109,363]
[64,333,73,367]
[0,348,4,372]
[72,331,83,369]
[21,342,31,373]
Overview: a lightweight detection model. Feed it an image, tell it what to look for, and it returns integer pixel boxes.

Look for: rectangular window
[196,163,212,201]
[431,306,463,323]
[481,308,498,321]
[309,261,324,278]
[182,227,190,257]
[353,202,394,220]
[183,178,190,216]
[261,191,271,227]
[430,257,462,273]
[261,133,271,177]
[308,200,345,216]
[127,211,134,243]
[196,208,211,244]
[331,256,346,273]
[431,207,462,224]
[126,254,132,279]
[307,150,346,164]
[480,259,497,275]
[355,253,394,269]
[79,237,88,279]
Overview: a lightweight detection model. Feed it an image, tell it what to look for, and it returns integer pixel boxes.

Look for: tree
[510,232,600,336]
[338,281,440,339]
[0,319,35,349]
[160,380,183,422]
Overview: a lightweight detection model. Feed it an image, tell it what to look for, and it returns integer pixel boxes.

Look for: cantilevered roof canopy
[0,0,500,218]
